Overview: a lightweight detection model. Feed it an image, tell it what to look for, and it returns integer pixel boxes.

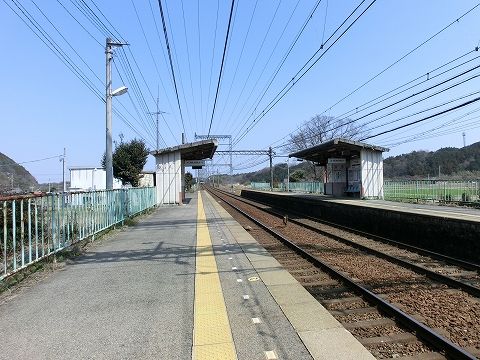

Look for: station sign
[184,160,205,167]
[327,158,346,164]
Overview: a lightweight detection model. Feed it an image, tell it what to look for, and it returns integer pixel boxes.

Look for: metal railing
[250,182,271,190]
[281,181,324,194]
[1,187,156,280]
[384,180,480,203]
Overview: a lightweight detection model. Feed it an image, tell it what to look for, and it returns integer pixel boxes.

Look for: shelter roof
[289,138,388,165]
[151,139,218,160]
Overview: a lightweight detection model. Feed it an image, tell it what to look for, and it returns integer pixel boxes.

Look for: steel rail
[214,189,480,297]
[247,192,480,272]
[206,187,477,360]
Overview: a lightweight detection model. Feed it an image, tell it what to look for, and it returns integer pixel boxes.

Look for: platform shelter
[289,138,388,199]
[152,139,217,204]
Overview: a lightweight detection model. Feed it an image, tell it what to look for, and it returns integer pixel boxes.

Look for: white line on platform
[242,295,250,300]
[264,350,277,359]
[252,317,261,324]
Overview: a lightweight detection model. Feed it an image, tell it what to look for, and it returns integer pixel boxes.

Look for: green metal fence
[281,181,324,193]
[384,180,480,203]
[250,182,271,190]
[0,187,156,280]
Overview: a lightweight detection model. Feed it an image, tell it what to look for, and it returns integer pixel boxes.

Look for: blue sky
[1,0,480,183]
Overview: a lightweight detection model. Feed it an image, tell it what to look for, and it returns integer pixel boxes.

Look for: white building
[289,138,388,199]
[152,140,217,204]
[69,167,122,191]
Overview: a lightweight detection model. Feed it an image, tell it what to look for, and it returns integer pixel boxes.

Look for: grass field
[384,180,480,203]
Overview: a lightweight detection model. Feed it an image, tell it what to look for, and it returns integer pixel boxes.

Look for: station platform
[272,191,480,223]
[0,191,373,360]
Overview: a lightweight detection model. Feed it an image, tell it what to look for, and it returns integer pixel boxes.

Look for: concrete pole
[156,97,159,151]
[105,38,113,190]
[229,136,233,192]
[269,146,273,191]
[62,147,66,192]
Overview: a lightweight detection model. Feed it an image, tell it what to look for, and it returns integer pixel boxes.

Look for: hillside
[0,152,38,193]
[384,141,480,179]
[224,141,480,184]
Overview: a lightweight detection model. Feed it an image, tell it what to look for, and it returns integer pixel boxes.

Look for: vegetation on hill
[0,152,38,193]
[384,141,480,179]
[226,141,480,184]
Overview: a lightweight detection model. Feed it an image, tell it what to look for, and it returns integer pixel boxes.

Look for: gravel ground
[219,193,480,353]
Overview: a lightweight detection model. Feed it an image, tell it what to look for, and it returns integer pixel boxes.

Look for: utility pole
[463,132,466,147]
[269,146,273,191]
[105,38,128,190]
[148,96,167,151]
[62,148,66,192]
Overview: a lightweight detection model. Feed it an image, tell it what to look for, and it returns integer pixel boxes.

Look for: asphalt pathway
[0,202,197,359]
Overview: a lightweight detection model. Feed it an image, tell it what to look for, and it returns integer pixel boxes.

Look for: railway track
[205,186,480,360]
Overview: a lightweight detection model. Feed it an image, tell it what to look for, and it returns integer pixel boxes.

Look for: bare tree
[286,115,365,179]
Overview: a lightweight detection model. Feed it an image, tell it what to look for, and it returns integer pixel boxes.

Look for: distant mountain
[384,141,480,179]
[0,152,38,193]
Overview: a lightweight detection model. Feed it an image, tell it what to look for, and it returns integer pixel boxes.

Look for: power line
[157,0,187,138]
[180,0,197,131]
[207,0,236,136]
[360,96,480,141]
[226,0,322,135]
[233,0,377,146]
[205,0,221,130]
[226,0,302,135]
[0,155,62,168]
[318,2,480,117]
[216,0,259,133]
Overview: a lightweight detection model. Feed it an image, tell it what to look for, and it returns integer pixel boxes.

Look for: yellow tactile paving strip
[192,192,237,360]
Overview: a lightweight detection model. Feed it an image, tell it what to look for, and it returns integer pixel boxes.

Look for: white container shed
[289,138,388,199]
[152,139,217,205]
[70,167,122,191]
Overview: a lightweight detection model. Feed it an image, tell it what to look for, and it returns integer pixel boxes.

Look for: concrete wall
[241,190,480,263]
[155,151,182,204]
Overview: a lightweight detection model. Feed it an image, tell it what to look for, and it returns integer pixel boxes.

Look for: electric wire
[274,63,480,149]
[163,0,193,130]
[226,0,301,135]
[360,96,480,141]
[229,0,323,136]
[216,0,259,132]
[225,0,282,132]
[207,0,236,136]
[205,0,220,128]
[317,2,480,117]
[233,0,377,146]
[55,0,102,47]
[157,0,187,137]
[180,0,197,131]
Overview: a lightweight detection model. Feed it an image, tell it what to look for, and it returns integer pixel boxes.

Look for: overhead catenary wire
[270,48,480,150]
[317,2,480,118]
[273,62,480,149]
[233,0,377,146]
[163,1,193,131]
[360,96,480,141]
[225,0,323,135]
[225,0,302,135]
[207,0,236,136]
[157,0,187,138]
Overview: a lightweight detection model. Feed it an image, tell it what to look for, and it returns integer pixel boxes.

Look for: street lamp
[105,38,128,190]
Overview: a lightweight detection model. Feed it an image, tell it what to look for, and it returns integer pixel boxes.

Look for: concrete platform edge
[203,191,375,360]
